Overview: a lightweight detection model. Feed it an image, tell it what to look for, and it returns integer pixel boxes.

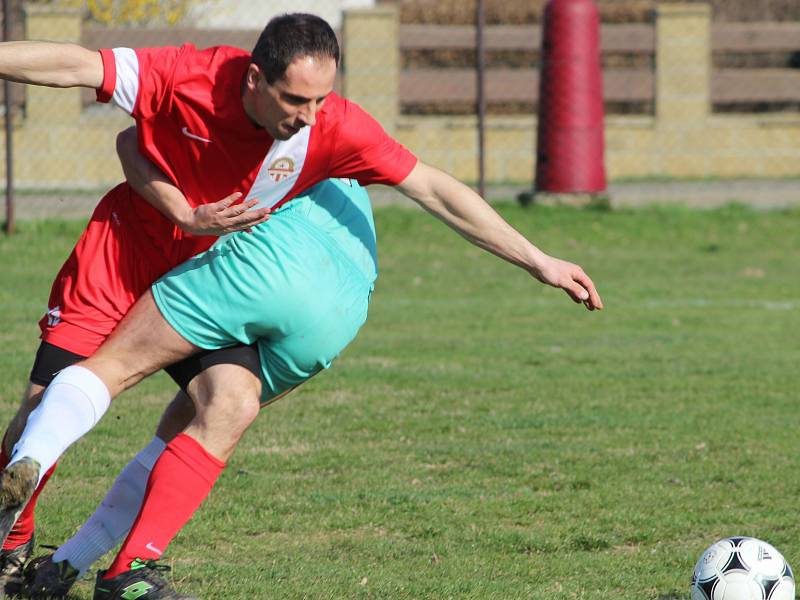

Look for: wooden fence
[1,20,794,115]
[70,23,795,113]
[397,22,800,111]
[0,10,800,114]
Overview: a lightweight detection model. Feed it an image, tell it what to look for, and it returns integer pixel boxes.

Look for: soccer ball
[691,536,795,600]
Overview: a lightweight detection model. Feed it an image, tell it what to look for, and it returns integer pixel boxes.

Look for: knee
[218,388,260,425]
[197,383,261,438]
[188,365,262,437]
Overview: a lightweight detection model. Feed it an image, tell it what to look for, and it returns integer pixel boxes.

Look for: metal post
[475,0,486,200]
[3,0,14,235]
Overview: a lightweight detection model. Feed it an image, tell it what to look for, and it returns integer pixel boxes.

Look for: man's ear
[245,63,262,92]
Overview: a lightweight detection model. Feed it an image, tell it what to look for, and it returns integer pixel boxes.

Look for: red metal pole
[535,0,606,197]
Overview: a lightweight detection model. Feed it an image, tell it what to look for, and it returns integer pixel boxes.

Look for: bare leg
[0,292,199,546]
[27,357,311,596]
[87,288,262,459]
[183,363,261,460]
[154,391,196,443]
[40,368,260,590]
[3,384,45,456]
[83,290,200,397]
[43,390,196,582]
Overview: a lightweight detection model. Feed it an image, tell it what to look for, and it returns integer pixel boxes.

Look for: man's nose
[298,102,319,127]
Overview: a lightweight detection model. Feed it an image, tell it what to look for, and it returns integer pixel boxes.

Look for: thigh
[83,291,200,397]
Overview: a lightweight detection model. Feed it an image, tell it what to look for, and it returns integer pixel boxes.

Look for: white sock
[10,365,111,484]
[53,437,167,575]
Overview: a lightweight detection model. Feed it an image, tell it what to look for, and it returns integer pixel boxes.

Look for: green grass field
[1,202,799,599]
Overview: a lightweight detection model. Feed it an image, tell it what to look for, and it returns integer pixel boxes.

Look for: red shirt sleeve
[328,100,417,186]
[93,45,188,119]
[95,48,115,103]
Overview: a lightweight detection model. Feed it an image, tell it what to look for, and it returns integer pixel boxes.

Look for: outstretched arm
[0,41,103,88]
[395,161,603,310]
[116,127,270,236]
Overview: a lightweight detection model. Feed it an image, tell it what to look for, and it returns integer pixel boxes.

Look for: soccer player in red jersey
[0,14,602,599]
[0,14,414,593]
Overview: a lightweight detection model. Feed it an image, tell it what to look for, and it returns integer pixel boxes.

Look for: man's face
[244,55,337,140]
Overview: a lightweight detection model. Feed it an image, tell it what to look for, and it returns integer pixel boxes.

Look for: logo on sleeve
[268,157,295,182]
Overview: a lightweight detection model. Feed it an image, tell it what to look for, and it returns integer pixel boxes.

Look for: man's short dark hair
[252,13,340,84]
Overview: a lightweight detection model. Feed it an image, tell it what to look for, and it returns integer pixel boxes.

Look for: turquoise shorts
[151,179,377,402]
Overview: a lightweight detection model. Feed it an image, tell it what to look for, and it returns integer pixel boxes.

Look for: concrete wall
[2,3,799,192]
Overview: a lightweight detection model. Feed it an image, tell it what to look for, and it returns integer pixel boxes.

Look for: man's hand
[531,256,604,311]
[183,193,272,236]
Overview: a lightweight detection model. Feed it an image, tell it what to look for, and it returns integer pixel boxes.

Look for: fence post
[23,4,82,123]
[3,0,14,234]
[342,5,399,136]
[655,3,711,124]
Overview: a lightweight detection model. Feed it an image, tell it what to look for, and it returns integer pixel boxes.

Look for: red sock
[104,433,225,579]
[1,443,57,550]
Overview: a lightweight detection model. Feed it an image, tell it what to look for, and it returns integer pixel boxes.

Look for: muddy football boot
[0,536,34,597]
[22,552,80,598]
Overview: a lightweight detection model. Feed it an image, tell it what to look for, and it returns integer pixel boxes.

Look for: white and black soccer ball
[691,536,795,600]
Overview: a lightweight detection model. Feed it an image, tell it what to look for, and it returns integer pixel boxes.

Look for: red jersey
[42,44,417,356]
[96,44,417,263]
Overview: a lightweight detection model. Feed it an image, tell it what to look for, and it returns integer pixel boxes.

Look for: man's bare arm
[395,161,603,310]
[0,41,103,88]
[116,128,270,236]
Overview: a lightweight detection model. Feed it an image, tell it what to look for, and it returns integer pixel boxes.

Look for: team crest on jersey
[268,157,295,182]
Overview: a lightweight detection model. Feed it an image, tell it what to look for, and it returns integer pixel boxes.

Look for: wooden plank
[600,24,655,52]
[400,67,800,106]
[399,24,654,53]
[82,26,260,51]
[712,23,800,52]
[399,68,653,103]
[400,24,530,51]
[712,69,800,102]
